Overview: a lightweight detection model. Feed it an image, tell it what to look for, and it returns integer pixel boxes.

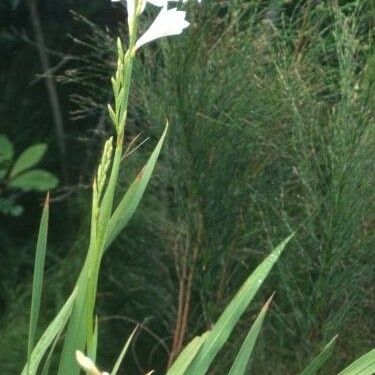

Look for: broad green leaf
[104,124,168,250]
[0,169,7,179]
[167,332,210,375]
[228,295,274,375]
[0,134,14,163]
[337,348,375,375]
[9,169,58,191]
[26,194,49,375]
[185,235,293,375]
[21,288,77,375]
[300,335,338,375]
[11,143,47,177]
[111,326,138,375]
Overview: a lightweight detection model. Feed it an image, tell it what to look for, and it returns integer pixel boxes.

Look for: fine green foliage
[127,1,374,373]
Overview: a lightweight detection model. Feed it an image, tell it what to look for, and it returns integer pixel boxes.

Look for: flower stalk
[22,1,199,373]
[57,4,141,374]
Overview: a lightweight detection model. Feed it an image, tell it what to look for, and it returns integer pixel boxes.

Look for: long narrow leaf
[299,335,338,375]
[87,316,99,363]
[337,348,375,375]
[104,124,168,250]
[227,295,274,375]
[40,324,65,375]
[185,235,293,375]
[111,326,138,375]
[21,288,77,375]
[167,332,210,375]
[26,194,49,375]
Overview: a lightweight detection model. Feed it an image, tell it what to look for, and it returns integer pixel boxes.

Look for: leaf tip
[44,192,50,207]
[264,292,275,310]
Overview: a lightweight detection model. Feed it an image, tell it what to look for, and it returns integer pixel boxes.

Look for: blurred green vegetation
[0,0,374,374]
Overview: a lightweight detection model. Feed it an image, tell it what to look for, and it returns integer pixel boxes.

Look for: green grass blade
[57,271,91,375]
[167,332,210,375]
[111,325,138,375]
[87,316,99,363]
[227,295,274,375]
[21,288,77,375]
[299,335,338,375]
[58,180,100,375]
[104,123,168,250]
[26,194,49,375]
[185,235,293,375]
[40,326,65,375]
[337,348,375,375]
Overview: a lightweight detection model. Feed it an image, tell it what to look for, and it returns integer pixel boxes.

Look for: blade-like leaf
[104,124,168,250]
[26,194,49,375]
[11,143,47,177]
[87,316,99,363]
[0,134,14,163]
[299,335,338,375]
[337,348,375,375]
[185,235,293,375]
[111,326,138,375]
[9,169,58,191]
[167,332,210,375]
[21,288,77,375]
[40,323,65,375]
[228,295,274,375]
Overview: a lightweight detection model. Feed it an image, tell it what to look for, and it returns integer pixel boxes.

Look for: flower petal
[135,6,190,49]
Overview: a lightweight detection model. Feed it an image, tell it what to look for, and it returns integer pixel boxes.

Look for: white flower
[111,0,201,15]
[111,0,140,17]
[135,6,189,49]
[75,350,108,375]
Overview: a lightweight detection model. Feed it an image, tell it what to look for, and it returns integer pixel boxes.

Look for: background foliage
[0,0,374,374]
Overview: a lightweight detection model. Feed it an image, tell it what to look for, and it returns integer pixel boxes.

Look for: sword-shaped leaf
[104,124,168,250]
[21,288,77,375]
[167,332,210,375]
[299,335,338,375]
[26,194,49,375]
[111,326,138,375]
[185,235,293,375]
[228,295,274,375]
[337,348,375,375]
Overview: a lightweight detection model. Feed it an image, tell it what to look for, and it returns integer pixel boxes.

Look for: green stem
[57,4,141,373]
